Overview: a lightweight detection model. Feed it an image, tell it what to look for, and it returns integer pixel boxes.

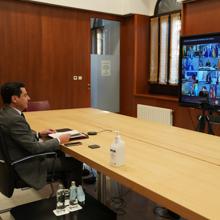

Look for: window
[159,15,169,84]
[149,0,182,94]
[91,18,104,55]
[169,13,181,84]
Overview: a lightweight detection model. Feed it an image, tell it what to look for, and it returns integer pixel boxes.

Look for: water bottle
[56,184,65,211]
[64,189,70,207]
[69,181,78,210]
[110,131,125,166]
[76,185,85,206]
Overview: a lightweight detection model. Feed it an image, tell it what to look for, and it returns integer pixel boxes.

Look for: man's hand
[59,134,71,144]
[39,129,55,138]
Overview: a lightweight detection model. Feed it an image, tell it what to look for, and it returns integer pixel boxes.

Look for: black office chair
[0,125,58,200]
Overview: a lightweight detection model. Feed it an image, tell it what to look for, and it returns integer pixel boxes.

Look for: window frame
[91,26,105,55]
[148,10,181,96]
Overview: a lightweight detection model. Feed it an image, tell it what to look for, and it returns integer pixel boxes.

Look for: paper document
[48,130,80,139]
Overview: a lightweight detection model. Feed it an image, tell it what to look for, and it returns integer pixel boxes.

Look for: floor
[84,179,185,220]
[0,184,54,220]
[0,177,185,220]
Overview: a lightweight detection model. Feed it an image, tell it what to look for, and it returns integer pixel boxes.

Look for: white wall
[25,0,157,16]
[121,0,156,16]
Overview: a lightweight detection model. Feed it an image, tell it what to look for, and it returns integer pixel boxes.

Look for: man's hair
[0,82,25,104]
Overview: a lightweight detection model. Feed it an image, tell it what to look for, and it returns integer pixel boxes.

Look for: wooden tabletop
[25,108,220,220]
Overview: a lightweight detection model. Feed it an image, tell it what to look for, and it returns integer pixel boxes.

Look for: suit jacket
[0,105,59,189]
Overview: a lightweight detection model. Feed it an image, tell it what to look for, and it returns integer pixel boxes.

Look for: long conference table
[25,108,220,220]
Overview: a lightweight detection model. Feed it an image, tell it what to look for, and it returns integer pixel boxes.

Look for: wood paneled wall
[120,0,220,133]
[182,0,220,35]
[1,0,219,132]
[120,15,136,116]
[120,14,197,130]
[133,15,150,95]
[0,0,90,109]
[0,0,120,109]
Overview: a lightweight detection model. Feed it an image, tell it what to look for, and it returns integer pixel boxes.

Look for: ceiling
[26,0,159,16]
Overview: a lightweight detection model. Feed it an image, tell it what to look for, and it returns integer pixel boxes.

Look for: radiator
[137,104,173,125]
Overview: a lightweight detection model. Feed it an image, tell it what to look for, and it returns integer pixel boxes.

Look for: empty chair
[26,100,50,112]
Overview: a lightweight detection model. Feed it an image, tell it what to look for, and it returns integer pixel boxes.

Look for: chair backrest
[0,161,16,198]
[26,100,50,112]
[0,126,58,198]
[0,126,17,197]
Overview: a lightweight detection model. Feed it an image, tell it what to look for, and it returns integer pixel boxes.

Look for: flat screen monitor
[179,32,220,109]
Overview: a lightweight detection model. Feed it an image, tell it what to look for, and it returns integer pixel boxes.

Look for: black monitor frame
[179,32,220,110]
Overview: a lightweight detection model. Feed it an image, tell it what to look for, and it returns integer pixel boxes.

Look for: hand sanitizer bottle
[110,131,125,166]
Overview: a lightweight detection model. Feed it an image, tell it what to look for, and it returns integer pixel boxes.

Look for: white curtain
[149,17,159,83]
[159,15,169,84]
[169,13,181,85]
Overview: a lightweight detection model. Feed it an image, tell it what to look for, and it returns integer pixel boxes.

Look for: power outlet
[73,76,78,80]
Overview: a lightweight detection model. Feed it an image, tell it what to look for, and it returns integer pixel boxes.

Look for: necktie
[21,113,25,119]
[20,112,33,134]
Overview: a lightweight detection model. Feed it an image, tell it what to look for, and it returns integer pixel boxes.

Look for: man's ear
[11,95,17,104]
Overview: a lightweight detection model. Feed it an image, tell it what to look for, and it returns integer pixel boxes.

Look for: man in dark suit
[0,82,82,189]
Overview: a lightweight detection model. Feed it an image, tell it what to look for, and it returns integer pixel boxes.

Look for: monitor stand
[196,108,214,134]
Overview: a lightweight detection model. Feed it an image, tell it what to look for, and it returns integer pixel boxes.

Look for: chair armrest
[11,152,57,166]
